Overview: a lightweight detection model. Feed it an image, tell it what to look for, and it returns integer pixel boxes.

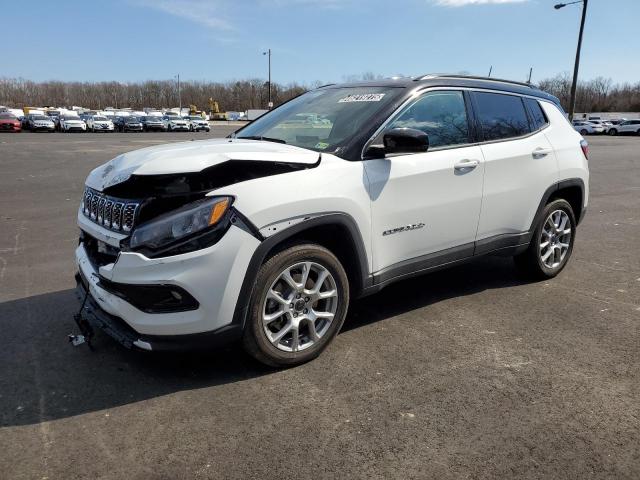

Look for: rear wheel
[514,199,576,279]
[580,129,588,135]
[242,244,349,367]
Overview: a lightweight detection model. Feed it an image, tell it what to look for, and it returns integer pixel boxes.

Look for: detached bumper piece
[75,274,142,350]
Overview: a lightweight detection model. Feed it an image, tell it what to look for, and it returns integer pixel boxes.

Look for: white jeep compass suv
[74,74,589,367]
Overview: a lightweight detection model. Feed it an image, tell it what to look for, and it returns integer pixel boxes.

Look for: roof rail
[415,73,536,89]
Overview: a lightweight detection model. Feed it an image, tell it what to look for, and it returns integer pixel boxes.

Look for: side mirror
[383,128,429,154]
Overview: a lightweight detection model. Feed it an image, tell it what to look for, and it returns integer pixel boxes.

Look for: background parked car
[26,114,56,132]
[115,116,144,132]
[608,119,640,136]
[59,115,87,132]
[185,115,210,132]
[140,115,167,131]
[572,120,603,135]
[164,116,189,131]
[588,120,612,133]
[86,115,114,132]
[0,112,21,132]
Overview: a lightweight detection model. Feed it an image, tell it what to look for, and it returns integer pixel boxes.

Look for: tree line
[0,78,309,112]
[1,74,639,113]
[537,74,640,113]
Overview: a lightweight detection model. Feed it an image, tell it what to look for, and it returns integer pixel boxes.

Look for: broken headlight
[128,196,232,253]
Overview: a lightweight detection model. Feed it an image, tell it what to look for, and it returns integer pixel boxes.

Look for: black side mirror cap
[383,128,429,154]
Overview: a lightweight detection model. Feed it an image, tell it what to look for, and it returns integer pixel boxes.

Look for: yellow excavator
[208,98,227,120]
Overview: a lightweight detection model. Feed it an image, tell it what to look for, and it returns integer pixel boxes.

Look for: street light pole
[555,0,589,120]
[263,49,272,109]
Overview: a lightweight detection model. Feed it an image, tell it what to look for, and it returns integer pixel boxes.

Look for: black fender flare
[230,212,370,334]
[530,178,586,233]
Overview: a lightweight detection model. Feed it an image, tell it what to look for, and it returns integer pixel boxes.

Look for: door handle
[454,159,480,171]
[532,147,552,159]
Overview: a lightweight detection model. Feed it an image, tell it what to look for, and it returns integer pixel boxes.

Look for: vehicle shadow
[0,256,527,427]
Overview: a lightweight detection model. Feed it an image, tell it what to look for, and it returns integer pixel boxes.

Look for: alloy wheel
[262,261,338,352]
[540,209,572,269]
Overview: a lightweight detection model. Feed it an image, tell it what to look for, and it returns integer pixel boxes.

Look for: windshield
[127,117,140,122]
[33,115,49,120]
[94,116,108,121]
[64,117,80,121]
[188,116,203,120]
[0,113,16,119]
[235,87,402,152]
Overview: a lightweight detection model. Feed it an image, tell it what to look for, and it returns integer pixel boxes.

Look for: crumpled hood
[86,138,320,191]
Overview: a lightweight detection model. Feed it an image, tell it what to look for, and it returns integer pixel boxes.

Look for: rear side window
[525,98,549,131]
[474,92,531,141]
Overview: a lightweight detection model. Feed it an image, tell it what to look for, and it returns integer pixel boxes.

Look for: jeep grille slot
[82,187,140,233]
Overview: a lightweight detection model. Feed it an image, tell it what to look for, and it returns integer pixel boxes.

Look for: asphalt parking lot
[1,131,638,479]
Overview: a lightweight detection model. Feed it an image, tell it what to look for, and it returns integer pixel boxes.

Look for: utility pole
[555,0,589,120]
[176,74,182,115]
[263,49,272,109]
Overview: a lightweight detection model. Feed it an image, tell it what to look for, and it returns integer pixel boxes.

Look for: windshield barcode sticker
[338,93,386,103]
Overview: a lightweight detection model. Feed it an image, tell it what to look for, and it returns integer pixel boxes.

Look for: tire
[242,244,350,367]
[514,199,576,280]
[609,128,617,136]
[580,129,588,135]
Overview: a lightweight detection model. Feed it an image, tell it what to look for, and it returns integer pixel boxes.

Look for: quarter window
[525,98,549,131]
[474,92,531,141]
[385,90,470,149]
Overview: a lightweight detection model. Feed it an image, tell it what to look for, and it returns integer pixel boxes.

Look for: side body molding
[230,178,586,334]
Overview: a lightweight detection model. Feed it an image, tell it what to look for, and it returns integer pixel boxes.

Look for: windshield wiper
[237,135,287,144]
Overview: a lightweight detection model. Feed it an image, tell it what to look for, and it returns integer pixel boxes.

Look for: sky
[2,0,639,86]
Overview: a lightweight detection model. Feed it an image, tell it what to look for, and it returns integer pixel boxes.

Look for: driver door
[364,90,485,276]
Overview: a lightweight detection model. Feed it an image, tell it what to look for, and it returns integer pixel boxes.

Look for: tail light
[580,139,589,160]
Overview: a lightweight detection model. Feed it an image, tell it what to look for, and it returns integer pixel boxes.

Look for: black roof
[324,74,561,106]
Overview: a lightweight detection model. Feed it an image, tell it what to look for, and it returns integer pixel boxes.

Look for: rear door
[472,92,558,248]
[364,90,484,274]
[622,120,640,133]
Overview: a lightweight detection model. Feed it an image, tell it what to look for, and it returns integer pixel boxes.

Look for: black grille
[82,187,140,233]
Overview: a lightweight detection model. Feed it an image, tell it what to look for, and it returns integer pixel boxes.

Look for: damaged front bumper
[73,222,261,351]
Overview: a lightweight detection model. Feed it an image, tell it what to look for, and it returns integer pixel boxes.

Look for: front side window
[383,90,470,149]
[474,92,531,141]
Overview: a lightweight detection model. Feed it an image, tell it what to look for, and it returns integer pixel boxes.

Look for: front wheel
[609,128,618,136]
[580,129,588,135]
[242,244,350,367]
[514,199,576,280]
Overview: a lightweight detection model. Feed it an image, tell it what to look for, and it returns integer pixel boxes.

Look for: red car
[0,112,21,132]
